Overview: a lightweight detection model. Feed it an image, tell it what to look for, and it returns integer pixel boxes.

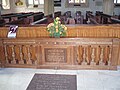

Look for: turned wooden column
[103,0,114,15]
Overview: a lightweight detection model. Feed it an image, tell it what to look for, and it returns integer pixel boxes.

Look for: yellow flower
[60,32,62,34]
[47,23,54,28]
[56,17,60,21]
[64,27,67,30]
[56,29,59,33]
[58,21,61,24]
[50,23,54,26]
[56,26,58,29]
[55,21,59,25]
[61,24,65,28]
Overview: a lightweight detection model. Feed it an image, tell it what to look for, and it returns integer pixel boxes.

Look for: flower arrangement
[47,17,67,38]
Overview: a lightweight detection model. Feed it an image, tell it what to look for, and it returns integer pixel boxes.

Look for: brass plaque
[45,48,67,63]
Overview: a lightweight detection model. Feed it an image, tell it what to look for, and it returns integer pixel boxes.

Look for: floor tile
[0,68,120,90]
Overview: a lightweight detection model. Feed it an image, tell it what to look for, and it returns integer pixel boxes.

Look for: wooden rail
[0,25,120,38]
[0,38,119,70]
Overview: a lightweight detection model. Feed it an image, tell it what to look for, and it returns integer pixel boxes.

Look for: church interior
[0,0,120,90]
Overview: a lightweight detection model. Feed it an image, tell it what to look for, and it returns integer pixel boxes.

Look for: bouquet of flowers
[47,17,67,38]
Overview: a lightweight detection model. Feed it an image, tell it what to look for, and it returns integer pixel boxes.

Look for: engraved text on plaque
[45,48,67,63]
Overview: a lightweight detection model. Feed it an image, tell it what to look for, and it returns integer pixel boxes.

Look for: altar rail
[0,25,120,38]
[0,38,119,70]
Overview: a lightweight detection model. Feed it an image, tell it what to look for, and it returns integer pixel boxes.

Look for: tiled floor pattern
[0,68,120,90]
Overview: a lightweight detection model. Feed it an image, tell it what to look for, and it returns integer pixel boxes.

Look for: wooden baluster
[27,45,32,64]
[22,45,28,64]
[104,46,109,65]
[19,45,24,64]
[79,46,83,65]
[90,47,96,65]
[76,46,83,65]
[108,46,112,66]
[95,46,101,65]
[81,47,87,65]
[34,45,38,65]
[86,46,91,65]
[30,45,37,65]
[76,46,80,64]
[11,45,16,64]
[14,45,20,64]
[99,46,105,65]
[4,45,9,64]
[34,45,37,65]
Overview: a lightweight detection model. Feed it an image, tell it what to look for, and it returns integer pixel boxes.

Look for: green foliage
[47,17,67,38]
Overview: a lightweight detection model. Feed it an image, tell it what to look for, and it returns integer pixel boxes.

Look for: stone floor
[0,67,120,90]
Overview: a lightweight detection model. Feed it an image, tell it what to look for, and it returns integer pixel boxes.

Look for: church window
[69,0,74,3]
[114,0,120,6]
[68,0,86,4]
[80,0,86,3]
[114,0,120,4]
[27,0,44,8]
[2,0,10,9]
[28,0,44,5]
[67,0,88,7]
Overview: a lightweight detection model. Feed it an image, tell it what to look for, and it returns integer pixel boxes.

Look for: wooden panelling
[0,25,120,69]
[0,25,120,38]
[0,38,119,70]
[0,27,8,38]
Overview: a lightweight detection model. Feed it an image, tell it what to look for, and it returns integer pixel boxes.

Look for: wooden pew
[31,12,55,25]
[17,13,34,19]
[86,11,99,24]
[86,11,93,22]
[1,12,44,26]
[74,11,84,24]
[96,12,120,24]
[0,19,5,27]
[54,11,61,18]
[33,12,44,22]
[16,12,44,23]
[1,13,21,23]
[110,17,120,24]
[1,12,44,24]
[6,18,31,25]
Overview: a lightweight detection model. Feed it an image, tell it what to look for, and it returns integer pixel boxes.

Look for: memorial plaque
[27,74,77,90]
[45,48,67,63]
